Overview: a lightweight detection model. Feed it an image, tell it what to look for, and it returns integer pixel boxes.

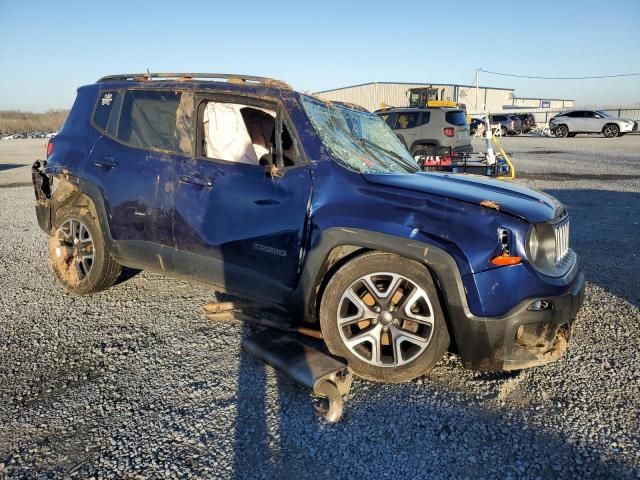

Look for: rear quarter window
[419,112,431,125]
[93,91,121,133]
[445,110,467,126]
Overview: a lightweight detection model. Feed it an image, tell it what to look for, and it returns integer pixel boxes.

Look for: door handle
[179,175,213,188]
[93,156,118,169]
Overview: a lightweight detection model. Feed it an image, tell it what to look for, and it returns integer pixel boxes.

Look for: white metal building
[313,82,574,114]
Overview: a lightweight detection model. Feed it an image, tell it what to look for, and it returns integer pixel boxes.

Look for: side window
[93,91,121,133]
[568,111,583,118]
[493,115,506,122]
[116,90,191,154]
[199,101,297,167]
[379,113,397,129]
[584,111,596,118]
[419,112,431,125]
[395,112,419,129]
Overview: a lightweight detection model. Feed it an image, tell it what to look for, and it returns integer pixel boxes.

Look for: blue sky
[1,0,639,112]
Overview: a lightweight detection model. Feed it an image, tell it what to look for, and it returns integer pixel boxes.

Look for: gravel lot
[1,136,639,479]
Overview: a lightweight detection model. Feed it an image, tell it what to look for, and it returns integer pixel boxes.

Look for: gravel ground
[0,137,639,479]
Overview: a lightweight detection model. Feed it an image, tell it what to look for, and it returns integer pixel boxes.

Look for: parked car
[32,72,584,382]
[489,114,522,136]
[376,107,472,159]
[513,113,536,133]
[550,110,638,138]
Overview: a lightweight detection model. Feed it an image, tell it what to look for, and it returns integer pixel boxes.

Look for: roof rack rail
[96,73,291,89]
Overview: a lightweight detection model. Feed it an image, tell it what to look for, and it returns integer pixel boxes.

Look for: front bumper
[452,264,585,371]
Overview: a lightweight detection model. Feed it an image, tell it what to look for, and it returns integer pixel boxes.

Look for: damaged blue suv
[32,73,584,383]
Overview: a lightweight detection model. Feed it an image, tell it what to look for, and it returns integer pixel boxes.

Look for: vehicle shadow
[0,163,26,172]
[229,355,636,479]
[543,189,640,308]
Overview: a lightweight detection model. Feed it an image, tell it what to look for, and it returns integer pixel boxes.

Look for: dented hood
[362,172,563,223]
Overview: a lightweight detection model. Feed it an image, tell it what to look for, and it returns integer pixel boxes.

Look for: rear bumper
[453,262,585,371]
[453,144,473,154]
[32,160,52,233]
[620,122,637,133]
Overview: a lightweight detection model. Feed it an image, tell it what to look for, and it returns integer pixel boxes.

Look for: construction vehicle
[407,86,466,110]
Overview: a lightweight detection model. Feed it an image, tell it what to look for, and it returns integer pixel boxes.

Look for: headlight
[526,218,572,276]
[526,223,557,272]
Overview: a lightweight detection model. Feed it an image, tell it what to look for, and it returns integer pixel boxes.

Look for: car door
[588,111,609,132]
[565,111,586,131]
[171,94,312,303]
[84,88,192,267]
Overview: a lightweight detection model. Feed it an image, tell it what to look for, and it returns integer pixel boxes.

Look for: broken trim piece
[242,329,352,422]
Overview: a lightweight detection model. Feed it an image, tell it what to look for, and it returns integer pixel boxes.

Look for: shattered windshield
[300,95,419,174]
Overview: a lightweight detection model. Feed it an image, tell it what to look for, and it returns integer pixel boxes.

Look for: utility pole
[475,68,479,112]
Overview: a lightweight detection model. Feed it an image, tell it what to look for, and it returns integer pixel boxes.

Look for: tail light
[443,127,455,137]
[46,139,54,158]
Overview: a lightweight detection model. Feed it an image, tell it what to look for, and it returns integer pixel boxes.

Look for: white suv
[376,107,472,158]
[550,110,637,138]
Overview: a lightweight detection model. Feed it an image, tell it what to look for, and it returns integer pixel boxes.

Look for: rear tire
[554,124,569,138]
[320,252,450,383]
[49,206,122,295]
[602,123,619,138]
[411,145,434,161]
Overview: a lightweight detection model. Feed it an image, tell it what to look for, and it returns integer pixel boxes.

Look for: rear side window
[492,115,506,122]
[419,112,431,125]
[116,90,191,154]
[93,91,121,132]
[395,112,418,129]
[445,111,467,126]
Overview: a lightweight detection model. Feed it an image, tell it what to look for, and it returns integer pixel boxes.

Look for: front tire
[49,207,122,294]
[602,123,619,138]
[320,252,450,383]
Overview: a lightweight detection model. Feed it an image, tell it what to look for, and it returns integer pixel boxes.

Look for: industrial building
[313,82,574,114]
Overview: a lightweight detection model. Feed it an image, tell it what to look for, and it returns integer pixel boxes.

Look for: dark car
[489,114,522,136]
[32,72,584,382]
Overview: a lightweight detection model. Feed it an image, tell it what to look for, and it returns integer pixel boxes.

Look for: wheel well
[308,246,459,352]
[309,245,370,325]
[410,142,438,155]
[50,180,98,229]
[602,122,618,132]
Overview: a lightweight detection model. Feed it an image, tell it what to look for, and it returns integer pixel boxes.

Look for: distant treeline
[0,110,69,134]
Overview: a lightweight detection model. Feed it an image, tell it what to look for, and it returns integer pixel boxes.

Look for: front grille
[553,216,570,266]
